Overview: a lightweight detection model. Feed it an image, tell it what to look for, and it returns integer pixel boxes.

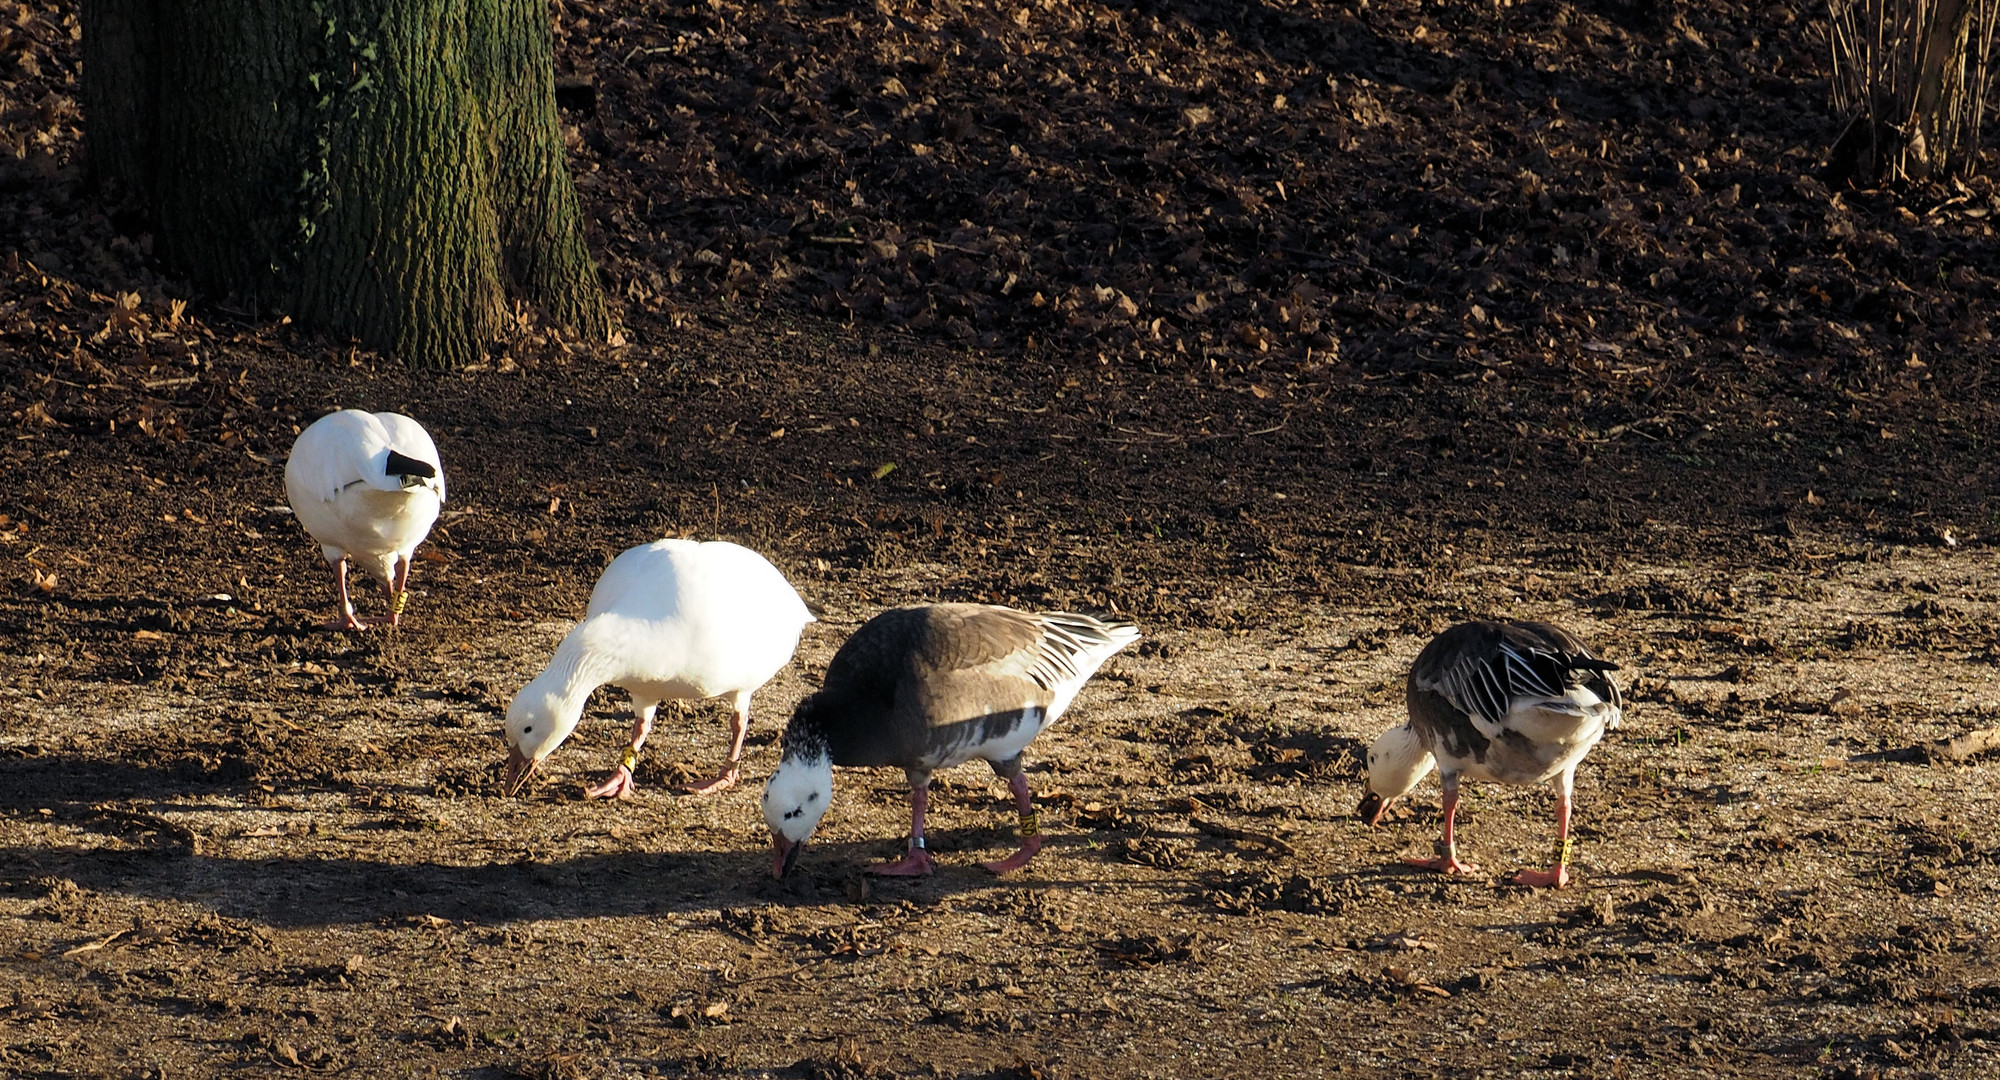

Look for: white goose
[1358,620,1622,889]
[503,539,814,799]
[283,409,446,631]
[764,604,1139,879]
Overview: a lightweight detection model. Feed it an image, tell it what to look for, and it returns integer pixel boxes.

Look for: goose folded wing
[1509,620,1624,721]
[297,420,381,504]
[1427,639,1572,740]
[373,413,447,500]
[901,607,1051,727]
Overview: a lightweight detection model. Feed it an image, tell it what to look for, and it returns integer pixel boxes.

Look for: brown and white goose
[1357,620,1622,888]
[763,604,1139,879]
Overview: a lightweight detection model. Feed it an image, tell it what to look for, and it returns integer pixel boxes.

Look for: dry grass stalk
[1826,0,2000,184]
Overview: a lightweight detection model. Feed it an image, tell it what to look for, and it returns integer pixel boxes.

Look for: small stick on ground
[1925,727,2000,763]
[1191,816,1296,856]
[61,928,130,958]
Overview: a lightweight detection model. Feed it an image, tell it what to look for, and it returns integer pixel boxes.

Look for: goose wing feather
[290,410,445,504]
[1416,621,1619,741]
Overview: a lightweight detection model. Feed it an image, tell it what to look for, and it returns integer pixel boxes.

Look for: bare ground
[1,319,1998,1078]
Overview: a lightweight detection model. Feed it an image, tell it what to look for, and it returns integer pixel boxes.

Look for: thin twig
[61,929,129,958]
[1190,817,1296,856]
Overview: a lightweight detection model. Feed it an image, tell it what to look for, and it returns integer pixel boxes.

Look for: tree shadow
[3,738,1191,919]
[1142,0,1816,133]
[0,749,1152,927]
[0,755,251,811]
[0,829,1177,929]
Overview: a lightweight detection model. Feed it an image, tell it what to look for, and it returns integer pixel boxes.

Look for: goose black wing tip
[384,449,437,479]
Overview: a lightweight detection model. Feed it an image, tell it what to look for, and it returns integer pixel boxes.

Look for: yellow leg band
[392,591,409,615]
[1018,810,1040,838]
[1557,836,1574,867]
[619,747,639,772]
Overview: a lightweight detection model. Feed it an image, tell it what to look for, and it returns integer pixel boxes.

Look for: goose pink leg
[675,693,750,795]
[870,781,937,876]
[583,705,655,800]
[1511,773,1576,889]
[323,558,369,631]
[1407,774,1481,875]
[982,770,1045,874]
[386,554,411,627]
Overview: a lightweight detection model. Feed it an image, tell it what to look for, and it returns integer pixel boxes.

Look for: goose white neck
[538,622,628,704]
[508,623,626,756]
[1365,724,1436,802]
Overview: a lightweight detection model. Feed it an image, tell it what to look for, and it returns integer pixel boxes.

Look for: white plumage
[283,409,446,630]
[503,539,815,799]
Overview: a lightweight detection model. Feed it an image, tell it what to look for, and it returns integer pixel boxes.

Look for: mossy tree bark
[82,0,612,369]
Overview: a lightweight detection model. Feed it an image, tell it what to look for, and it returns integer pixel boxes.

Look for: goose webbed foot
[1407,854,1481,875]
[867,848,937,877]
[673,768,741,796]
[1510,864,1571,889]
[982,836,1044,874]
[582,765,637,800]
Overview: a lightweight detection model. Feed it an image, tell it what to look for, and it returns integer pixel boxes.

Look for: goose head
[1356,724,1435,825]
[762,750,834,878]
[501,682,582,795]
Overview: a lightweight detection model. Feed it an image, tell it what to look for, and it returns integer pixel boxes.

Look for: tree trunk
[82,0,612,369]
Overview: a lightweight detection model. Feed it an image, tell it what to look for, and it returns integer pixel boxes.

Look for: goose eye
[524,726,534,734]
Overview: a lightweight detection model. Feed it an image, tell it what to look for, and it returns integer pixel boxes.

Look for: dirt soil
[3,0,2000,1077]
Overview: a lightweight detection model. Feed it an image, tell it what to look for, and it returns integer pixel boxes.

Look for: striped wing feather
[1418,621,1618,733]
[805,605,1136,769]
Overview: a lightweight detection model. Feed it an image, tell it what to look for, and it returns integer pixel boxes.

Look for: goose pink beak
[1357,791,1394,826]
[770,835,802,879]
[503,747,539,796]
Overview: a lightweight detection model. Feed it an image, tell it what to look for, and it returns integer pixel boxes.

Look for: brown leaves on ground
[1201,868,1352,916]
[547,0,1995,420]
[1093,930,1204,967]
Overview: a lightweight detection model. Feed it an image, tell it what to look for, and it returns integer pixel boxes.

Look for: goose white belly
[917,703,1050,772]
[1445,689,1615,786]
[290,483,439,564]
